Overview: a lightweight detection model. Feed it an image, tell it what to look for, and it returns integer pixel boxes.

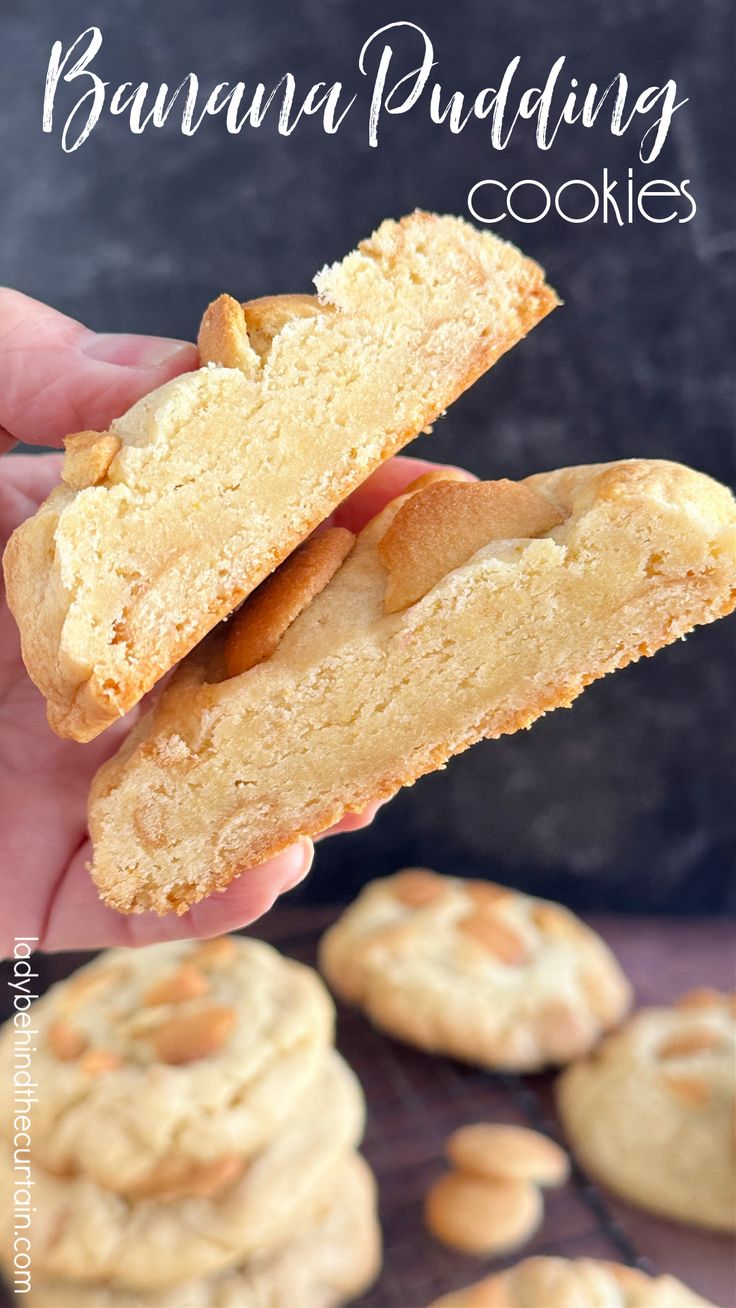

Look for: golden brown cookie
[427,1256,718,1308]
[557,990,736,1232]
[3,211,556,741]
[320,871,631,1072]
[87,458,736,914]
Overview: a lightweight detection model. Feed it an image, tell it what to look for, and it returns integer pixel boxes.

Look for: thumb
[0,289,198,450]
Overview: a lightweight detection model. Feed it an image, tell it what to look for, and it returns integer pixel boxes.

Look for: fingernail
[82,333,196,369]
[280,839,314,892]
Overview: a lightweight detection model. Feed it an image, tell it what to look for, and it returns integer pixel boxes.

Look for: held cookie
[0,1051,365,1290]
[3,211,557,741]
[88,459,736,915]
[0,936,334,1197]
[22,1152,381,1308]
[320,871,631,1071]
[428,1257,718,1308]
[557,989,736,1232]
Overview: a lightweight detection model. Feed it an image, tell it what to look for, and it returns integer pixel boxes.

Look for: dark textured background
[0,0,733,913]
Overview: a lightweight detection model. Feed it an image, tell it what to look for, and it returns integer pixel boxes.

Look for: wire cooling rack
[1,909,732,1307]
[256,907,734,1308]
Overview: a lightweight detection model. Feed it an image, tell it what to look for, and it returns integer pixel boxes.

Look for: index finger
[0,289,197,451]
[328,455,476,533]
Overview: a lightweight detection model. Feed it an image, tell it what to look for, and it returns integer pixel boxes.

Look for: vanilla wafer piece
[425,1171,542,1256]
[447,1123,569,1187]
[379,478,564,612]
[224,528,354,676]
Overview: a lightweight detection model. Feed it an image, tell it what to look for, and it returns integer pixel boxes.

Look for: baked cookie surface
[0,1050,364,1289]
[0,935,333,1196]
[22,1152,380,1308]
[3,211,556,741]
[319,870,631,1071]
[557,989,736,1232]
[428,1256,718,1307]
[87,459,736,915]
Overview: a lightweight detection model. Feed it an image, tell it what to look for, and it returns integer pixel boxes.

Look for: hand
[0,289,468,954]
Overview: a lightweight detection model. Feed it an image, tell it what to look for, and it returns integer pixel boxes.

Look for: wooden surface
[1,910,734,1306]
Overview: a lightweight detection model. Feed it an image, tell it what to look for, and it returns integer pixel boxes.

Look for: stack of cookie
[0,935,380,1307]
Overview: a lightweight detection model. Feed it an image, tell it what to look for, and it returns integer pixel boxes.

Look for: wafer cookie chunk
[447,1123,569,1186]
[557,990,736,1232]
[0,935,334,1197]
[428,1257,718,1308]
[2,211,557,741]
[89,458,736,914]
[425,1171,542,1255]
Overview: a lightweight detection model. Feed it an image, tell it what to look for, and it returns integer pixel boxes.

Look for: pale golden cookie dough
[447,1123,570,1186]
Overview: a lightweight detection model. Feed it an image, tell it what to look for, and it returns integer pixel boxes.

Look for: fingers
[30,797,383,954]
[329,455,476,533]
[0,289,198,450]
[24,799,383,955]
[0,453,64,545]
[316,800,385,840]
[36,839,314,954]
